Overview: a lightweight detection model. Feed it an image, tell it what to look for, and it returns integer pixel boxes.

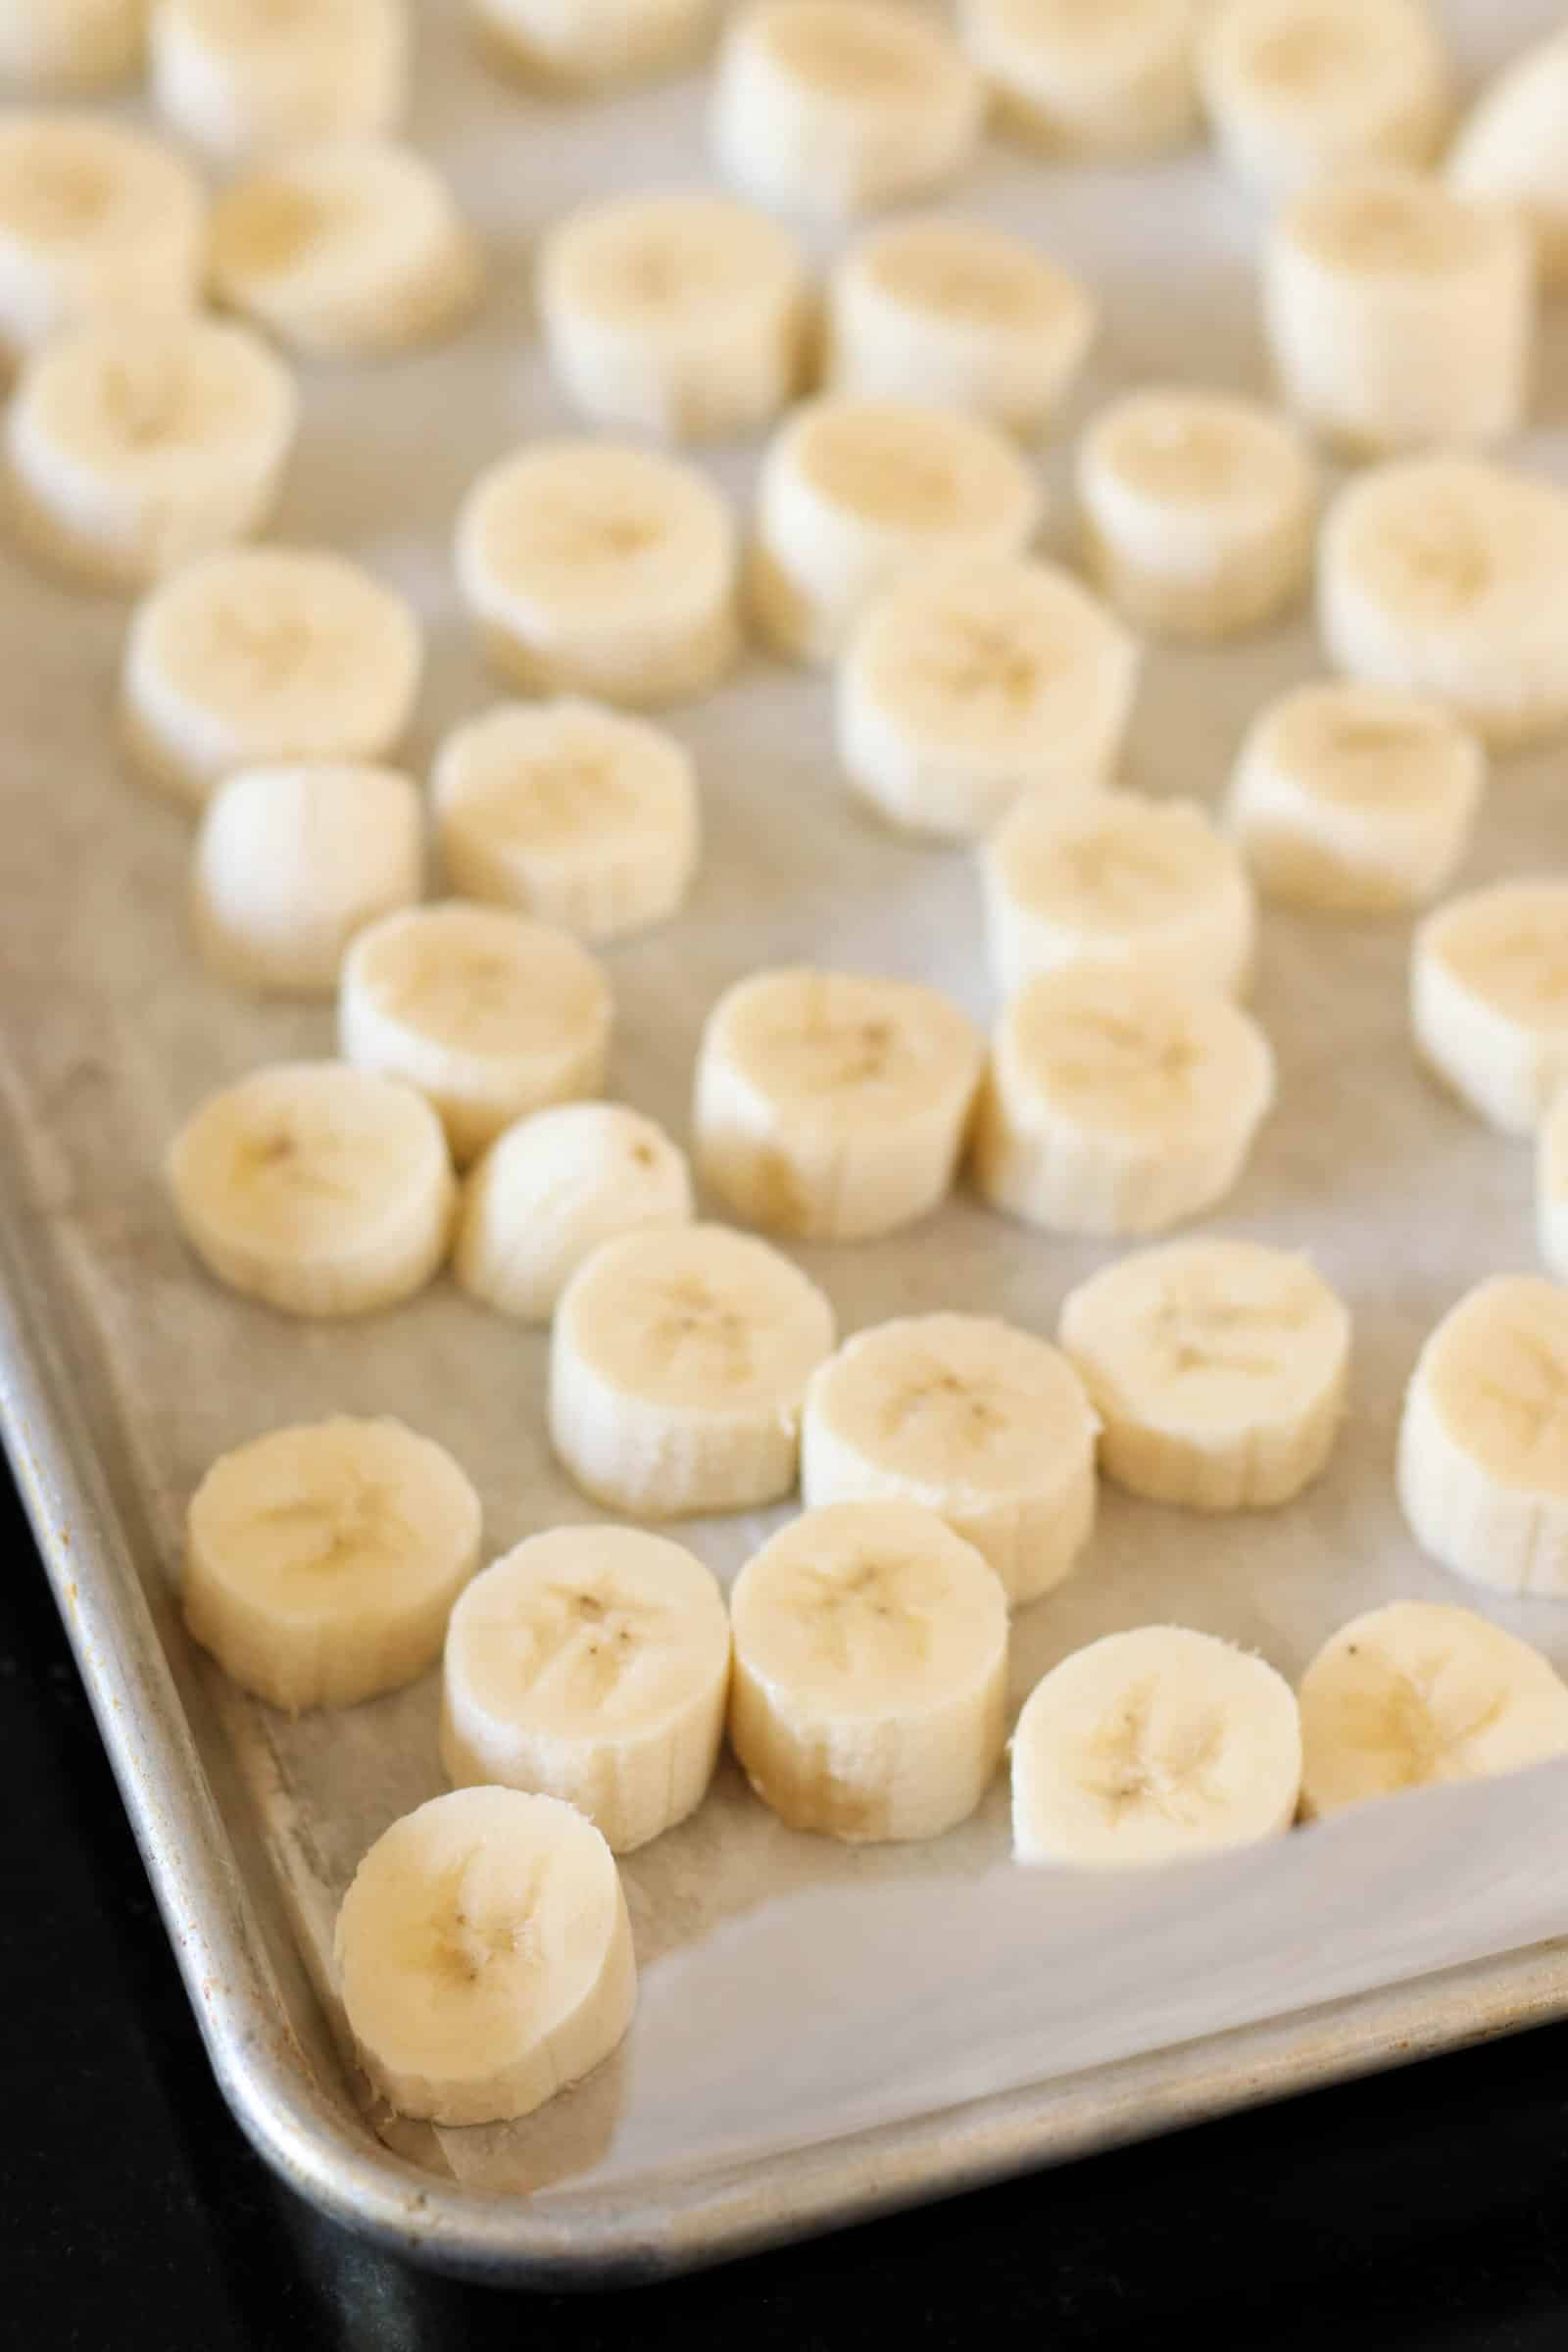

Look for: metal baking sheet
[5,0,1568,2288]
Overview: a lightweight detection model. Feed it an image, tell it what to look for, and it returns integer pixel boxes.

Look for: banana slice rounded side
[441,1526,731,1851]
[150,0,409,161]
[971,963,1275,1237]
[801,1312,1099,1605]
[1011,1624,1302,1866]
[1197,0,1450,196]
[1059,1238,1350,1510]
[471,0,714,89]
[837,556,1138,842]
[0,0,146,94]
[729,1498,1007,1841]
[454,1102,693,1323]
[334,1786,636,2126]
[184,1415,481,1713]
[168,1059,455,1317]
[958,0,1199,159]
[693,965,985,1242]
[549,1221,835,1517]
[1411,880,1568,1136]
[1448,26,1568,296]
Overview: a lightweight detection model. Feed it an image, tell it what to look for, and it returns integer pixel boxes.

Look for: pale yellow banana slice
[0,0,145,93]
[1224,679,1484,916]
[150,0,409,161]
[1540,1098,1568,1285]
[1197,0,1449,195]
[167,1059,455,1317]
[1448,26,1568,295]
[454,1102,693,1324]
[1077,386,1318,643]
[335,1787,636,2126]
[1011,1624,1302,1866]
[836,556,1138,843]
[338,903,613,1169]
[184,1416,481,1713]
[431,697,700,944]
[693,966,985,1243]
[728,1498,1007,1841]
[958,0,1199,158]
[1411,881,1568,1136]
[800,1313,1099,1605]
[471,0,713,88]
[1059,1238,1350,1510]
[549,1221,835,1517]
[971,963,1275,1237]
[441,1527,730,1851]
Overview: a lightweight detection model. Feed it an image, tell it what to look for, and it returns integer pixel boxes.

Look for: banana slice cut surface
[1411,880,1568,1135]
[959,0,1199,159]
[1198,0,1450,195]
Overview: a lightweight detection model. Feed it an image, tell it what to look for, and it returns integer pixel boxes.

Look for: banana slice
[1396,1275,1568,1597]
[537,190,808,446]
[150,0,409,161]
[334,1787,635,2127]
[471,0,713,88]
[457,439,740,710]
[971,963,1275,1237]
[549,1222,835,1517]
[836,556,1139,843]
[1224,680,1484,916]
[1317,455,1568,751]
[190,761,423,997]
[1011,1625,1302,1866]
[454,1102,693,1324]
[440,1527,730,1851]
[1448,26,1568,296]
[122,545,423,808]
[1077,387,1318,643]
[1197,0,1450,195]
[800,1313,1099,1605]
[338,902,613,1169]
[957,0,1199,159]
[0,1,145,93]
[0,113,205,366]
[1263,166,1534,460]
[982,787,1255,1000]
[693,966,985,1243]
[752,395,1042,665]
[1410,880,1568,1136]
[1540,1097,1568,1285]
[6,314,297,591]
[1298,1600,1568,1819]
[168,1059,454,1317]
[184,1416,481,1713]
[1059,1238,1350,1510]
[728,1499,1008,1841]
[710,0,982,220]
[824,215,1097,443]
[210,139,482,361]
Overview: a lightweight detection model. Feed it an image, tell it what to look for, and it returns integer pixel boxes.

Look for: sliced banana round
[800,1313,1099,1606]
[6,314,297,591]
[752,395,1042,665]
[693,966,985,1243]
[1077,387,1317,644]
[537,190,808,446]
[1224,679,1484,916]
[958,0,1199,158]
[1011,1625,1302,1867]
[549,1222,835,1517]
[0,113,205,366]
[338,903,613,1169]
[1263,166,1534,460]
[0,0,146,93]
[454,1102,693,1324]
[1298,1600,1568,1819]
[122,545,422,808]
[167,1059,455,1318]
[1540,1097,1568,1285]
[836,556,1139,843]
[335,1787,636,2128]
[471,0,713,88]
[1197,0,1450,196]
[457,439,740,710]
[184,1416,481,1714]
[1059,1239,1350,1511]
[824,215,1096,443]
[1317,455,1568,751]
[1411,881,1568,1137]
[971,963,1275,1238]
[210,139,482,361]
[1397,1275,1568,1598]
[710,0,982,220]
[982,787,1255,1001]
[150,0,409,161]
[1448,25,1568,297]
[441,1527,730,1852]
[728,1499,1007,1842]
